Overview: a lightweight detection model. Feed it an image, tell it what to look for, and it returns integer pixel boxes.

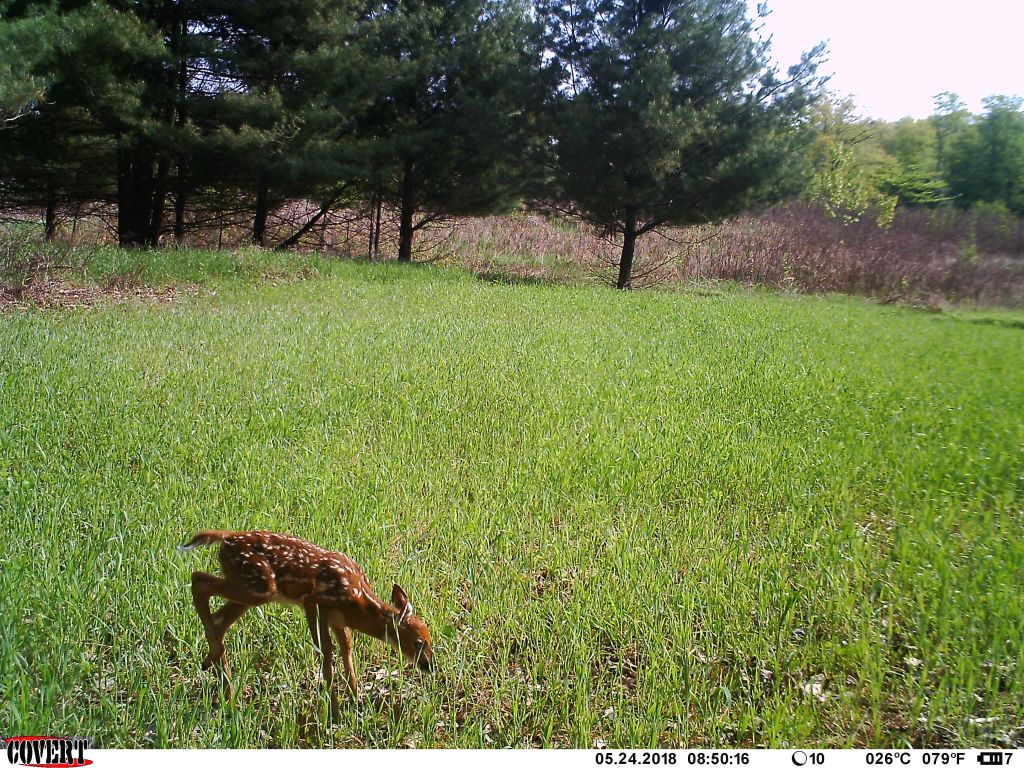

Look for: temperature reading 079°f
[922,754,966,766]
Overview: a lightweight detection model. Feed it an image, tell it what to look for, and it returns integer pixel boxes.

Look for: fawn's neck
[347,593,400,643]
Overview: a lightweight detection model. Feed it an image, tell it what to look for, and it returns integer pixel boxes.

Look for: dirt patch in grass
[0,278,205,311]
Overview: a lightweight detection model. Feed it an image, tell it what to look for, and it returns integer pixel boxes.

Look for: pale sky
[748,0,1024,121]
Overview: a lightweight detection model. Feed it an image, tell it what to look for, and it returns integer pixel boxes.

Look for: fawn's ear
[392,583,414,622]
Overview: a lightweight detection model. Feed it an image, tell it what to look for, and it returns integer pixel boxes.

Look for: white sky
[748,0,1024,121]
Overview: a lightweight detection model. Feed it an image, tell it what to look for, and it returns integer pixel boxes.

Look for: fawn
[181,529,433,712]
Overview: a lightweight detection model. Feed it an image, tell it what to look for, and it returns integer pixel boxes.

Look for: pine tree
[539,0,823,288]
[1,0,369,247]
[356,0,543,262]
[0,10,57,122]
[0,3,163,239]
[190,0,368,246]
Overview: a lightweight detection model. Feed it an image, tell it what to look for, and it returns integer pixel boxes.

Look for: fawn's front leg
[317,610,341,717]
[332,623,359,698]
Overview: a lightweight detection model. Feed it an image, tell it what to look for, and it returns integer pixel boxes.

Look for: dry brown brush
[4,202,1024,307]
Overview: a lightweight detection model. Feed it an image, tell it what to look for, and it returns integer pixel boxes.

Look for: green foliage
[6,0,1024,259]
[930,91,970,176]
[803,100,899,226]
[0,0,376,245]
[190,0,372,207]
[799,93,1024,221]
[2,260,1022,746]
[0,10,57,119]
[0,2,169,210]
[0,0,190,241]
[873,118,948,207]
[945,96,1024,215]
[809,141,891,225]
[873,165,949,209]
[877,117,939,171]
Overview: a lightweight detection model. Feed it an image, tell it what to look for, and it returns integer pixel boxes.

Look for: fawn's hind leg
[208,601,249,677]
[191,571,271,671]
[302,600,320,651]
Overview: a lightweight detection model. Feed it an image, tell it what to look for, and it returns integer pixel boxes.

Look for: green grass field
[1,250,1022,748]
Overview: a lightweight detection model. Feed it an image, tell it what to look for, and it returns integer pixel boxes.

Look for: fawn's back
[212,530,371,606]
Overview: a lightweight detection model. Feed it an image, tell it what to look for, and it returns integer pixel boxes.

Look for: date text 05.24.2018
[595,753,678,765]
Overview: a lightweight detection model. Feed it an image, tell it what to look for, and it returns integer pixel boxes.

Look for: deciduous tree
[945,96,1024,215]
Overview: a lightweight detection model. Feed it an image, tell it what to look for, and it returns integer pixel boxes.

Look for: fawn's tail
[178,529,235,552]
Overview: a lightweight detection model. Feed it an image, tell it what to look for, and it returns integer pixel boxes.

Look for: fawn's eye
[415,639,425,649]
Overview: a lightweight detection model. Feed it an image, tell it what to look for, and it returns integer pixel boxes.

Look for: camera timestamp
[594,753,752,766]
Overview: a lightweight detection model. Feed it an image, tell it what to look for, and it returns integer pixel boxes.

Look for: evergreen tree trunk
[397,159,415,263]
[253,178,270,246]
[373,193,383,258]
[147,156,171,247]
[367,189,377,259]
[43,192,57,241]
[174,166,187,245]
[172,35,189,246]
[616,213,638,290]
[117,143,155,248]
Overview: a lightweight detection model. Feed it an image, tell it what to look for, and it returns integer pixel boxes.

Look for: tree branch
[275,194,343,251]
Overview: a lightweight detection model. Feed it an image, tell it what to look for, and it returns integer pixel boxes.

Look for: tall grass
[1,258,1022,747]
[452,206,1024,306]
[672,205,1024,306]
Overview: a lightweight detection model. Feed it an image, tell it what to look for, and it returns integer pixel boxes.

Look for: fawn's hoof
[200,652,225,671]
[200,641,226,670]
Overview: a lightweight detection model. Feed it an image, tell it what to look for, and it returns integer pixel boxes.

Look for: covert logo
[3,737,91,767]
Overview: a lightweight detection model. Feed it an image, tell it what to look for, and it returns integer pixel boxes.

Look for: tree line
[5,2,1023,288]
[0,0,827,287]
[806,93,1024,226]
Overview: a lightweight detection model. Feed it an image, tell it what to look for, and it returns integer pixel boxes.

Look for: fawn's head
[386,584,433,672]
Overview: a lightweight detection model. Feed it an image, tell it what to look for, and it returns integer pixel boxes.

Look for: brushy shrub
[0,227,90,300]
[642,205,1021,306]
[1,230,51,294]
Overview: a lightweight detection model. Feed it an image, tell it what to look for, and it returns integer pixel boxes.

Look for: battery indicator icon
[978,754,1004,766]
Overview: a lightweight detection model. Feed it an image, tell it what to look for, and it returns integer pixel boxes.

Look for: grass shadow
[472,269,578,288]
[959,315,1024,331]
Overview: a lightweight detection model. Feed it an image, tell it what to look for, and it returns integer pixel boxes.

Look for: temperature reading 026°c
[865,754,911,766]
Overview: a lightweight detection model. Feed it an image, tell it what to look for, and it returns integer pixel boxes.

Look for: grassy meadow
[1,249,1022,747]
